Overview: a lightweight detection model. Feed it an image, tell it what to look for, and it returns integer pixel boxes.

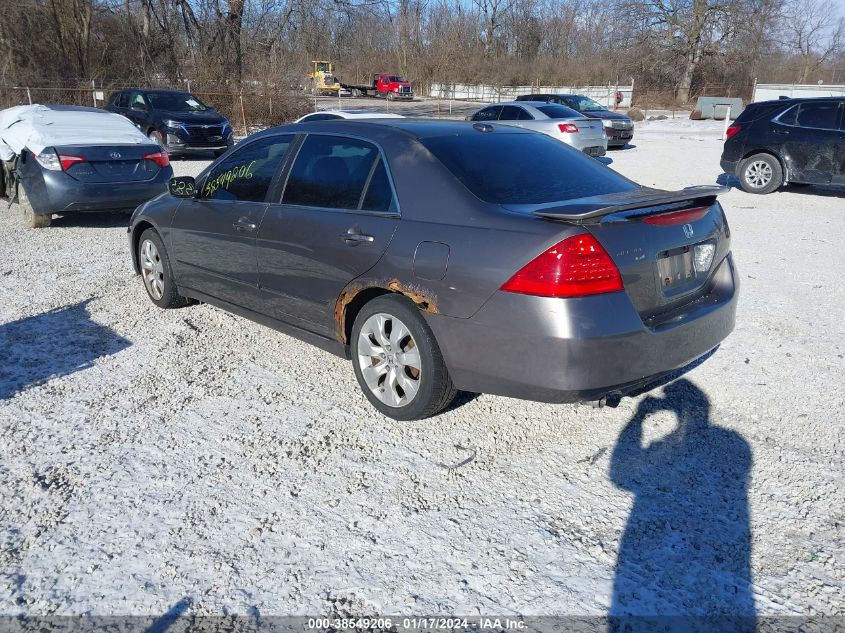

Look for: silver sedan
[469,101,608,156]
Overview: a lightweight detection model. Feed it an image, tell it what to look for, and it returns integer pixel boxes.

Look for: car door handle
[340,229,375,245]
[233,218,257,232]
[773,128,789,135]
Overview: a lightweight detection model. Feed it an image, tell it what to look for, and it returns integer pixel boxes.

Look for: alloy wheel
[745,160,772,189]
[356,313,422,408]
[140,239,165,300]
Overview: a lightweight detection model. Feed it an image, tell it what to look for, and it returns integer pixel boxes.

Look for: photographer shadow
[608,379,755,632]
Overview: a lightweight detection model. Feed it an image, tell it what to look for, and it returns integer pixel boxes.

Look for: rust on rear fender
[334,278,439,344]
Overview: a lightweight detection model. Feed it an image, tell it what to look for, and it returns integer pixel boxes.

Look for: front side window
[571,97,607,112]
[130,92,146,109]
[113,92,128,108]
[200,134,293,202]
[283,135,396,212]
[795,102,840,130]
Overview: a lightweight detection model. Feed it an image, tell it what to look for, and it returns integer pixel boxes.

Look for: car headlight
[221,121,232,136]
[393,87,399,92]
[602,119,615,128]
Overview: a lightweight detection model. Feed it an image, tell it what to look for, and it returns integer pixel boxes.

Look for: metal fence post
[239,93,247,136]
[91,79,96,107]
[26,87,32,104]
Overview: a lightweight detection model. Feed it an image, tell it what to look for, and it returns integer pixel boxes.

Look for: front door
[256,134,399,338]
[170,133,295,310]
[778,100,842,185]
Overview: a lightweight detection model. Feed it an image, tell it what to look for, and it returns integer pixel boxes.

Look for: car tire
[351,295,457,421]
[137,228,190,309]
[738,153,783,194]
[18,184,51,228]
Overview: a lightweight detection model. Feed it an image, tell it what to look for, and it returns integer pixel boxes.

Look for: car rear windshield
[420,132,636,205]
[536,104,583,119]
[147,92,208,112]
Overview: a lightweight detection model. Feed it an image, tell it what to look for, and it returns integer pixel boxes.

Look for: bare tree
[781,0,844,83]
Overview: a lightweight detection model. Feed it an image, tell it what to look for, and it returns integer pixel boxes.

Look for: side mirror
[168,176,197,198]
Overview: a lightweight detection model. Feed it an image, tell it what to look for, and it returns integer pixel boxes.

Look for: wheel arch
[741,149,788,182]
[131,220,157,274]
[336,280,440,347]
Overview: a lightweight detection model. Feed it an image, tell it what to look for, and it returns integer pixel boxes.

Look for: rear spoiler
[533,186,729,224]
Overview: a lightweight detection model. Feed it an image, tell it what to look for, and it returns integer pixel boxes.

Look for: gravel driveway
[1,119,843,620]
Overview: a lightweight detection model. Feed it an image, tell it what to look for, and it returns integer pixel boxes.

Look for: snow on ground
[0,118,843,620]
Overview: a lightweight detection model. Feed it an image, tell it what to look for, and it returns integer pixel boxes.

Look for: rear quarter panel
[357,132,580,319]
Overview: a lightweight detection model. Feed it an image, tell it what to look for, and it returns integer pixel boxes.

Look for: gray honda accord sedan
[128,119,738,420]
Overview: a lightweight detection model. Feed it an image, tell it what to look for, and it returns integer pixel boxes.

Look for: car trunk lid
[53,144,163,183]
[510,186,731,319]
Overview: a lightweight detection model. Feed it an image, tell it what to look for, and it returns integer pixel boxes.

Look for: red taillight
[144,150,170,168]
[58,154,85,171]
[642,206,709,225]
[725,124,741,138]
[558,123,579,133]
[501,234,623,298]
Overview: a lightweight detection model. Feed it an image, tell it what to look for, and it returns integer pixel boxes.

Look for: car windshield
[536,104,584,119]
[569,97,607,112]
[421,132,636,205]
[146,92,208,112]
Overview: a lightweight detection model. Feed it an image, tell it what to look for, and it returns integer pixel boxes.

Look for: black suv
[516,93,634,147]
[106,89,234,158]
[721,97,844,194]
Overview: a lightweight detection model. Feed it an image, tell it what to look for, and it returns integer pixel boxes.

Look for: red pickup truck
[343,74,414,100]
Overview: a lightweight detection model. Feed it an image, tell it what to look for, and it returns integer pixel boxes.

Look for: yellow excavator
[306,61,343,96]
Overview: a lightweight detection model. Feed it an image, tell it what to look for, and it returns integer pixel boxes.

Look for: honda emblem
[683,223,694,238]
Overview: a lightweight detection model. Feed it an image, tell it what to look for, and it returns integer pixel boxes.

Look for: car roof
[260,118,535,141]
[43,105,104,113]
[120,88,191,95]
[752,96,844,106]
[518,93,579,99]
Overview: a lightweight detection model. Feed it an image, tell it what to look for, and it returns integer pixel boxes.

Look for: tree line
[0,0,842,105]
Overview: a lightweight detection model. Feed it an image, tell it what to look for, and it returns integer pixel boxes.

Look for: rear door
[778,100,842,184]
[255,134,399,338]
[834,101,845,185]
[170,134,294,310]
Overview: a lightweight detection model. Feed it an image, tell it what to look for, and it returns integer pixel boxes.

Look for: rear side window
[537,104,583,119]
[499,106,533,121]
[112,92,128,108]
[421,132,636,205]
[200,134,293,201]
[795,102,840,129]
[472,106,502,121]
[283,135,396,211]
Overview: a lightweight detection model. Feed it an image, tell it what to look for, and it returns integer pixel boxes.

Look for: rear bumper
[426,253,738,403]
[23,168,171,215]
[720,157,739,175]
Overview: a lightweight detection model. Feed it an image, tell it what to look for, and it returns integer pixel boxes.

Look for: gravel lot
[1,117,843,621]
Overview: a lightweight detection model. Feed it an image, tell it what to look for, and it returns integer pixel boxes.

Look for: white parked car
[295,110,405,123]
[468,101,608,156]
